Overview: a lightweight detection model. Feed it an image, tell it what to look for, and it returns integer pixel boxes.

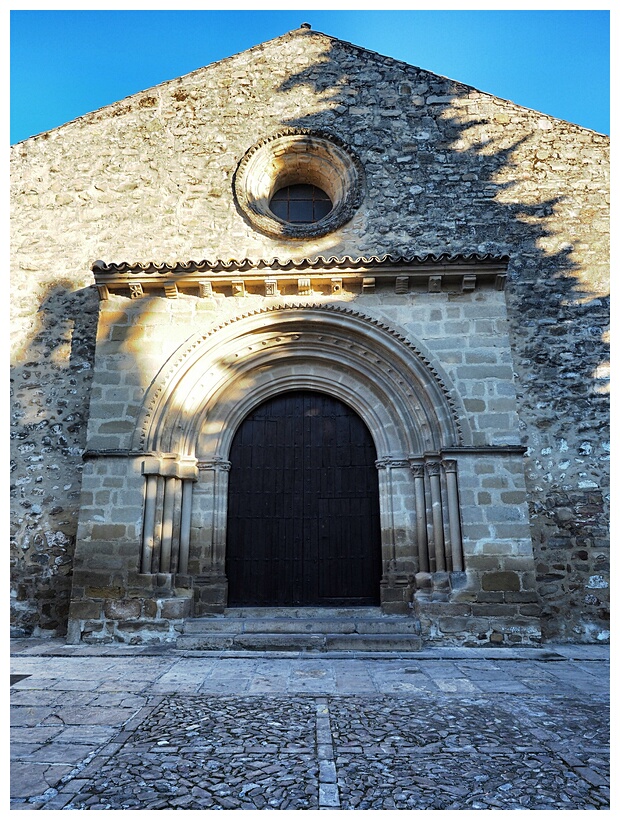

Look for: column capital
[426,460,442,476]
[375,456,410,470]
[442,458,458,474]
[198,458,232,473]
[142,455,198,481]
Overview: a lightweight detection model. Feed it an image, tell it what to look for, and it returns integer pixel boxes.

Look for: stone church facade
[10,26,609,646]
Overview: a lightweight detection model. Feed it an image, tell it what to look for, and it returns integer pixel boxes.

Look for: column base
[380,573,415,615]
[193,573,228,615]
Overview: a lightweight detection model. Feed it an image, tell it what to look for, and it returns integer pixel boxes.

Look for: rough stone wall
[10,27,609,640]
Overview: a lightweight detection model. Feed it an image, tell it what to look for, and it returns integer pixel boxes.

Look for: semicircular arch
[132,305,468,459]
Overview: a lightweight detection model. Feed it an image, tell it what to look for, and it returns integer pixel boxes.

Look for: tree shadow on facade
[268,36,609,639]
[10,282,99,635]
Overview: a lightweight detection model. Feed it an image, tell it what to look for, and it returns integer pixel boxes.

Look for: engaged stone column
[426,461,446,573]
[140,473,158,573]
[193,458,231,613]
[411,462,429,573]
[442,459,464,573]
[376,456,417,614]
[179,479,194,575]
[199,458,232,573]
[375,457,397,570]
[160,476,180,573]
[140,455,198,575]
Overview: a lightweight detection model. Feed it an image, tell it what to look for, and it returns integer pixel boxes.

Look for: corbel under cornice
[91,253,510,300]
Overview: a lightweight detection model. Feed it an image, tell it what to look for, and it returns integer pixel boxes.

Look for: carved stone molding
[197,459,232,472]
[91,254,510,299]
[375,456,410,469]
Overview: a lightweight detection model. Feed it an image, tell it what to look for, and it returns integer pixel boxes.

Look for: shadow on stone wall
[270,39,610,640]
[10,282,99,635]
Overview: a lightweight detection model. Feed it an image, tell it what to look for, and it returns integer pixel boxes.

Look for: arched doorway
[226,391,382,606]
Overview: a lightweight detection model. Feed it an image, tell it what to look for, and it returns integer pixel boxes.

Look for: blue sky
[9,7,611,145]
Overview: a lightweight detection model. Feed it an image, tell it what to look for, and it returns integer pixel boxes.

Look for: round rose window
[233,130,364,239]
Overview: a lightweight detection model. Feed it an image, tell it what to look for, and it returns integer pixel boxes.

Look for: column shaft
[427,463,446,572]
[412,467,429,573]
[170,477,183,573]
[443,461,464,572]
[211,462,231,573]
[179,479,193,575]
[140,474,158,573]
[160,476,178,573]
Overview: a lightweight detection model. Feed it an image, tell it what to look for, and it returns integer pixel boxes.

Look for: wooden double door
[226,391,382,606]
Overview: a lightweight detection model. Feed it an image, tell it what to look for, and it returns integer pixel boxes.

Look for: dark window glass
[270,184,332,223]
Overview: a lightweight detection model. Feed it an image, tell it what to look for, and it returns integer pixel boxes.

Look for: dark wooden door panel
[226,391,381,606]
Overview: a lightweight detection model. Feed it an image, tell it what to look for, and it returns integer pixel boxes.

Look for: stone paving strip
[9,641,609,810]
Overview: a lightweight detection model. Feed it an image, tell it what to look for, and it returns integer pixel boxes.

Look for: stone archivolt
[133,303,465,458]
[127,303,471,615]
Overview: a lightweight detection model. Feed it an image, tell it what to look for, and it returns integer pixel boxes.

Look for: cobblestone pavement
[10,641,609,810]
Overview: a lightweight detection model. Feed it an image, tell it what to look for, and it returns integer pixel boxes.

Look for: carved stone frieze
[197,458,232,472]
[264,278,278,297]
[375,456,410,470]
[91,254,510,300]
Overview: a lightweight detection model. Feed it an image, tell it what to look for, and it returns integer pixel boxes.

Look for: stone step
[176,607,422,651]
[176,632,423,652]
[213,607,382,619]
[182,617,421,636]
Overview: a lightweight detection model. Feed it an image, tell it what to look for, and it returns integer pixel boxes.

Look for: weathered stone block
[438,617,489,634]
[104,599,141,620]
[68,601,101,620]
[117,620,170,633]
[481,571,520,592]
[72,570,112,588]
[126,572,156,594]
[519,603,542,616]
[143,599,158,617]
[463,555,504,571]
[160,598,192,619]
[470,603,514,617]
[86,586,123,599]
[89,524,127,540]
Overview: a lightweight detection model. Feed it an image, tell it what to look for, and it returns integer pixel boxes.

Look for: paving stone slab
[10,644,609,810]
[13,691,607,810]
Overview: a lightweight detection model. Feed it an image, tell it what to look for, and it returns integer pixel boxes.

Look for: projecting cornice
[91,253,510,300]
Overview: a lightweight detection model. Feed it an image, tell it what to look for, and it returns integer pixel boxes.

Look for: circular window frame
[233,130,365,240]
